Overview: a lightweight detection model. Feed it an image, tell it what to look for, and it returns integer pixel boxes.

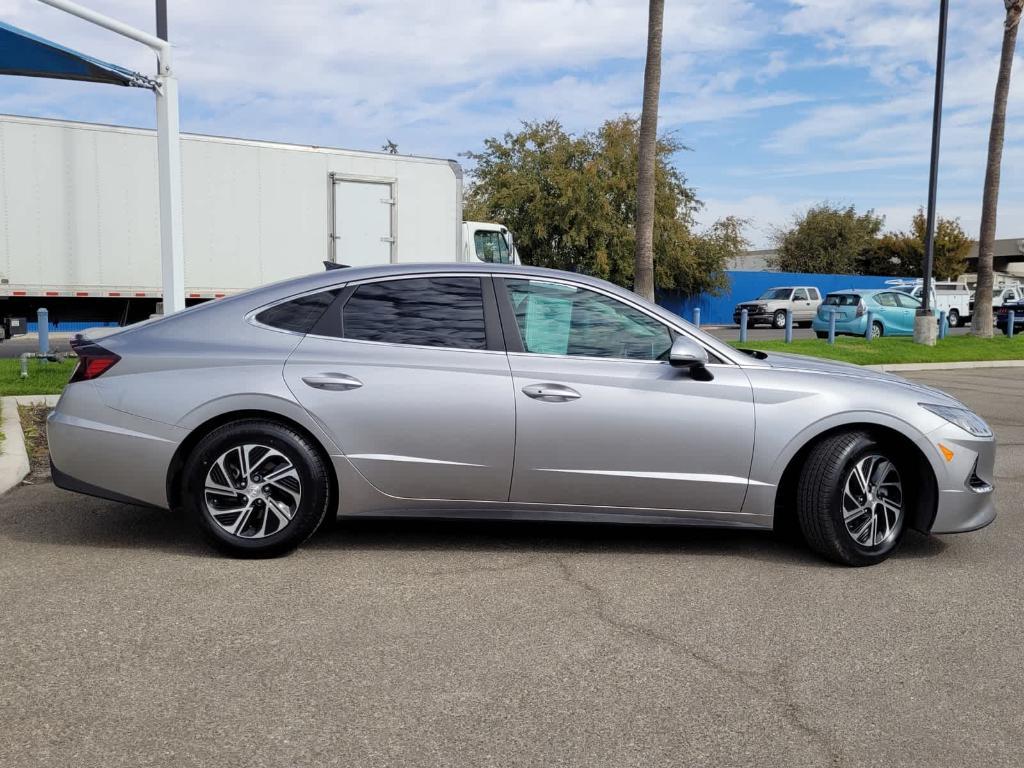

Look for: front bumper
[733,308,771,323]
[927,425,996,534]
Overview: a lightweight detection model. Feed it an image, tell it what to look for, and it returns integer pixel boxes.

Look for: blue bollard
[693,307,701,328]
[784,308,793,344]
[37,307,49,356]
[739,308,748,343]
[938,310,947,340]
[864,310,874,341]
[1010,310,1016,339]
[828,309,837,345]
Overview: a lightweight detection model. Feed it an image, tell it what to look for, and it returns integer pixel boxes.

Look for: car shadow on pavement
[4,483,948,565]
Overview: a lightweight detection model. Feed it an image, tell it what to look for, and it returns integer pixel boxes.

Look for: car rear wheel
[183,420,331,557]
[815,331,828,339]
[871,321,883,339]
[796,431,907,566]
[772,310,787,329]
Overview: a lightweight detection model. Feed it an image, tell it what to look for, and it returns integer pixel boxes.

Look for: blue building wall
[658,271,909,325]
[26,320,120,332]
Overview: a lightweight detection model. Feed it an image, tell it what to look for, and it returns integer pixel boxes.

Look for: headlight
[920,403,992,437]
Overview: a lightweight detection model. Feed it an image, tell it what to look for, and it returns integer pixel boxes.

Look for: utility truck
[887,279,972,327]
[0,114,517,332]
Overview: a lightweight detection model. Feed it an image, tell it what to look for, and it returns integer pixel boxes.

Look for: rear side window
[343,277,487,350]
[824,294,859,306]
[808,288,820,300]
[793,289,808,300]
[255,290,338,333]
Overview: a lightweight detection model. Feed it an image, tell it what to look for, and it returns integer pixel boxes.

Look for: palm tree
[634,0,664,302]
[972,0,1023,337]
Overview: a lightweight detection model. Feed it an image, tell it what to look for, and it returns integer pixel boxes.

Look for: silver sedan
[47,264,996,565]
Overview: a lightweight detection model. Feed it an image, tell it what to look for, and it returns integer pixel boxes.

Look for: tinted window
[808,288,820,300]
[824,294,860,306]
[504,279,673,360]
[255,290,338,333]
[343,277,486,350]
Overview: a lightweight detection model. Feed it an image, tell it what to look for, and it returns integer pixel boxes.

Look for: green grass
[730,334,1024,366]
[0,358,76,396]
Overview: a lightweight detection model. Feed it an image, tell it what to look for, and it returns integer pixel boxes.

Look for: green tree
[865,210,972,280]
[463,116,736,296]
[768,203,884,274]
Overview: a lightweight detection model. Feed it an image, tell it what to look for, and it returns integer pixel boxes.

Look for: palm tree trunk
[972,0,1023,336]
[634,0,664,302]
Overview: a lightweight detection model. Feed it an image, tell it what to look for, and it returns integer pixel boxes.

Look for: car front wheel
[183,419,331,557]
[796,431,908,566]
[772,310,787,328]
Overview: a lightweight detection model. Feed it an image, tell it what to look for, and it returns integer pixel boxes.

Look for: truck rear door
[331,178,395,266]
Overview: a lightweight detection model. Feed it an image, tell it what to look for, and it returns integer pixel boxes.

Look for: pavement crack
[552,555,845,765]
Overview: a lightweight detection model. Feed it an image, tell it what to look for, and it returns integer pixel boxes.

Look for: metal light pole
[914,0,949,346]
[37,0,185,315]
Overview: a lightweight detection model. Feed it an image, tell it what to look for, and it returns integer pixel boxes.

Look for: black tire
[772,310,787,329]
[815,331,828,339]
[796,431,909,566]
[947,309,960,328]
[871,321,883,339]
[182,419,331,557]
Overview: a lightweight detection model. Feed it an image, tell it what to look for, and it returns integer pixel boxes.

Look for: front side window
[255,290,339,333]
[503,279,673,361]
[343,277,486,350]
[474,230,512,264]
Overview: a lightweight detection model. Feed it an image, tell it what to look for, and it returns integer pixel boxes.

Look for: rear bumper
[46,383,184,509]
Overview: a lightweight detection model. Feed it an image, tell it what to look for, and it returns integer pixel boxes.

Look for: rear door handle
[522,383,581,402]
[302,373,363,391]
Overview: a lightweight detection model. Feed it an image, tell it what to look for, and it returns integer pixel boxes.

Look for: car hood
[741,350,963,406]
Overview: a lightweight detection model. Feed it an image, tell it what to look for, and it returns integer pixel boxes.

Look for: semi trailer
[0,113,516,333]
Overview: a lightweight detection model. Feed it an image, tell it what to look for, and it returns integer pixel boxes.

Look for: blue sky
[1,0,1020,248]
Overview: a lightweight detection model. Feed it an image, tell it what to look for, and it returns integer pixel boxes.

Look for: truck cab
[462,221,520,265]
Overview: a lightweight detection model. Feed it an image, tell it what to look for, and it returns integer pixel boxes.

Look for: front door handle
[302,373,363,391]
[522,383,581,402]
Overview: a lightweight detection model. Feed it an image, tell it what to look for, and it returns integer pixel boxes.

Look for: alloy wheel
[842,454,902,548]
[203,444,302,539]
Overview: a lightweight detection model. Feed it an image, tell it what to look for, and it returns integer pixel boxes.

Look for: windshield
[823,294,860,306]
[757,288,792,300]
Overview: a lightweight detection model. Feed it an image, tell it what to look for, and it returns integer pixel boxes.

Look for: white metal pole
[156,74,185,313]
[36,0,185,315]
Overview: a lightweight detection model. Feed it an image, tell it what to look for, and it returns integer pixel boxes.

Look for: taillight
[855,300,866,317]
[69,342,120,383]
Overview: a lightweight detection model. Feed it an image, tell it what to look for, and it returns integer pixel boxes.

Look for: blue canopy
[0,21,155,89]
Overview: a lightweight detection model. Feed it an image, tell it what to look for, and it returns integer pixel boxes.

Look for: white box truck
[0,113,516,332]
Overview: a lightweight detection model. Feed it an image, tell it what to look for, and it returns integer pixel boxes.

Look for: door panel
[284,336,515,501]
[332,179,393,266]
[507,355,756,512]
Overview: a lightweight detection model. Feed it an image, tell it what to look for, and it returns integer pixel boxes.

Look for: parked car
[813,289,924,339]
[48,264,994,566]
[889,280,971,327]
[996,299,1024,335]
[733,287,822,329]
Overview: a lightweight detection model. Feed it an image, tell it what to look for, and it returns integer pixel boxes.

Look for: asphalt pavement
[0,369,1021,767]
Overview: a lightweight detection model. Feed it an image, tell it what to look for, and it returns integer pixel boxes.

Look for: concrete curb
[865,360,1024,373]
[0,395,60,497]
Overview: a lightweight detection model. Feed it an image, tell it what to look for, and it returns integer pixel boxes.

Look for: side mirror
[669,336,709,369]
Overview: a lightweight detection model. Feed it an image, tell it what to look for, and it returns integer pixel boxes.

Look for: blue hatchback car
[812,289,922,339]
